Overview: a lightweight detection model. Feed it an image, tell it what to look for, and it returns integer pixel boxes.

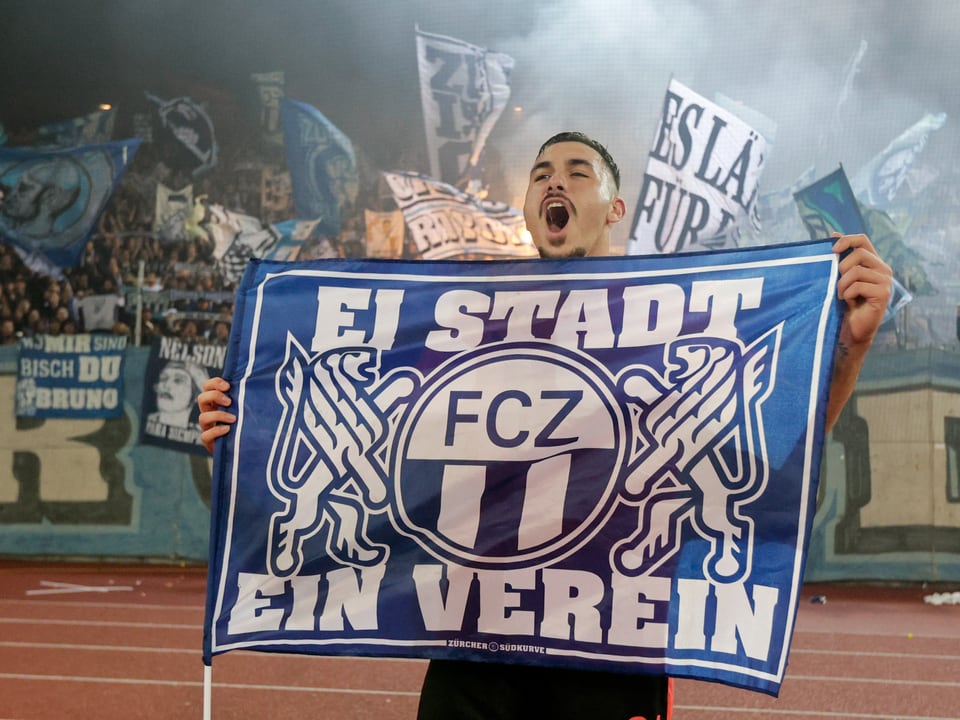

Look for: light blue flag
[268,218,314,261]
[851,112,947,208]
[0,139,141,272]
[36,108,116,148]
[280,98,358,236]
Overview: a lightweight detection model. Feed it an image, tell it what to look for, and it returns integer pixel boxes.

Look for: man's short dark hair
[537,131,621,191]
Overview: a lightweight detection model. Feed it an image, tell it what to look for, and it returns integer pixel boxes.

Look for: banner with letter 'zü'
[204,239,843,695]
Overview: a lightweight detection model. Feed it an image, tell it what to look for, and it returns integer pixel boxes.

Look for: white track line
[0,673,420,696]
[0,617,196,629]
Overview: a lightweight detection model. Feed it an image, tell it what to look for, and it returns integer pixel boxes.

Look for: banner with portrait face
[0,139,140,272]
[203,239,844,696]
[140,337,227,455]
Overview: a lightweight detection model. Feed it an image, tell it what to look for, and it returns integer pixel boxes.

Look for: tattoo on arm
[835,342,849,367]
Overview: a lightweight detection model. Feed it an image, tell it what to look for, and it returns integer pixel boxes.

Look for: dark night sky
[3,0,959,210]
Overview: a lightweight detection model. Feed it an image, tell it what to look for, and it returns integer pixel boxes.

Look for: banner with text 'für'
[203,239,842,696]
[629,79,769,255]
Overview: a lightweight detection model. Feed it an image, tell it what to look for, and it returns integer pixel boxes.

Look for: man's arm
[825,233,893,431]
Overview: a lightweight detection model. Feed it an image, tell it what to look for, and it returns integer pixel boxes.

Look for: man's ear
[607,197,626,225]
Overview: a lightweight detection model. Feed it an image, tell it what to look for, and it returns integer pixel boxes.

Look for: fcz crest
[265,327,780,584]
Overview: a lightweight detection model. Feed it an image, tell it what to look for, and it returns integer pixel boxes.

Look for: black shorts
[417,659,672,720]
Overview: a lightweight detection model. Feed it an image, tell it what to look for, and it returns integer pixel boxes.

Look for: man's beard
[537,246,587,259]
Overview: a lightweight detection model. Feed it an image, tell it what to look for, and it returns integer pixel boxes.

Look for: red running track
[1,560,958,719]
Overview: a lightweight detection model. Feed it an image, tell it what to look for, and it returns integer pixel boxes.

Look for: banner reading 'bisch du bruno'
[204,239,842,696]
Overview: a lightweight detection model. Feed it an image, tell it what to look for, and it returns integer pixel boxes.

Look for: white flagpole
[203,664,212,720]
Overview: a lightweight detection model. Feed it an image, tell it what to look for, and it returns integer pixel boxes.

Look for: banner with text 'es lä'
[204,239,842,695]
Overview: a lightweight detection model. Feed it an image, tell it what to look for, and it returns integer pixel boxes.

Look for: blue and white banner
[204,240,843,695]
[0,140,140,272]
[268,218,324,262]
[140,337,226,455]
[629,79,769,255]
[16,334,127,419]
[383,171,536,260]
[280,98,358,236]
[416,27,514,186]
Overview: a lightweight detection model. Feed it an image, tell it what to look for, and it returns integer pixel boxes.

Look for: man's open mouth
[545,201,570,232]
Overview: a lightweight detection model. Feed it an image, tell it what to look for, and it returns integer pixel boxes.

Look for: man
[198,131,892,719]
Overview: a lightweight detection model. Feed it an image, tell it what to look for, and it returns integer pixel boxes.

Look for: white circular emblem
[392,343,629,568]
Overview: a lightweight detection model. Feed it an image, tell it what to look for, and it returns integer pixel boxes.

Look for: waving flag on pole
[37,107,117,148]
[280,98,358,236]
[416,27,514,187]
[628,79,769,255]
[268,218,326,262]
[0,139,140,273]
[146,93,218,177]
[202,239,845,711]
[850,112,947,208]
[383,170,536,260]
[794,167,912,322]
[794,166,866,241]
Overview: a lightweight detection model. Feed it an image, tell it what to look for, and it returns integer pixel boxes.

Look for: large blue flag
[204,240,843,696]
[280,98,358,236]
[0,139,140,272]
